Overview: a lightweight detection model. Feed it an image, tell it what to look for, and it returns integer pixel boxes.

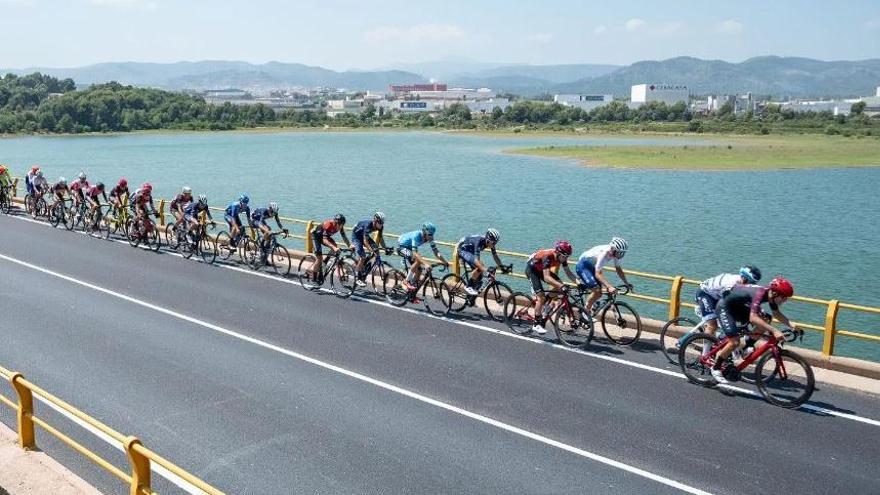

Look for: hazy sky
[2,0,879,69]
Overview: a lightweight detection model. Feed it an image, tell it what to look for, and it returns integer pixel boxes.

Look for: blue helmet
[422,222,436,236]
[740,265,762,284]
[239,194,249,205]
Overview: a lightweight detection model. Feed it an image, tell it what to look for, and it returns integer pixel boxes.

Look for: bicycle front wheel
[553,305,594,348]
[483,281,512,322]
[331,258,356,299]
[600,301,642,345]
[165,223,179,250]
[755,349,815,408]
[199,234,217,264]
[64,206,76,231]
[269,245,291,276]
[439,274,469,313]
[49,205,62,228]
[383,269,410,306]
[503,292,536,335]
[371,261,394,294]
[422,277,449,316]
[678,333,720,387]
[146,226,161,252]
[659,316,699,365]
[298,254,322,291]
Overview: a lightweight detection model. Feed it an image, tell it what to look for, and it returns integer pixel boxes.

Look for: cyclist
[108,178,130,211]
[310,213,351,278]
[456,228,506,296]
[710,277,797,384]
[30,171,49,214]
[352,212,390,287]
[169,186,193,230]
[250,201,288,252]
[525,240,578,334]
[183,194,215,243]
[0,165,11,198]
[130,183,159,222]
[69,172,90,219]
[25,165,40,197]
[575,237,633,317]
[223,194,252,247]
[692,266,762,339]
[85,182,107,227]
[50,177,69,207]
[397,222,449,291]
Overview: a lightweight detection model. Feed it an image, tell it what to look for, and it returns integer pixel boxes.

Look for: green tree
[851,101,866,115]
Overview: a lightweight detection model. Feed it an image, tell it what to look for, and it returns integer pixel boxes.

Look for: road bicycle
[242,231,291,276]
[678,327,813,408]
[25,191,50,219]
[589,285,642,345]
[48,198,72,229]
[65,199,89,231]
[102,201,131,239]
[176,220,218,263]
[82,203,107,238]
[659,309,773,366]
[343,248,395,296]
[502,286,594,348]
[298,247,356,298]
[0,184,10,214]
[215,226,249,262]
[384,262,449,315]
[127,212,162,252]
[440,263,514,321]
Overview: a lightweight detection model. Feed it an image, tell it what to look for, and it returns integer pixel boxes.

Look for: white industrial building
[777,99,859,116]
[631,84,689,105]
[705,93,757,114]
[553,94,613,111]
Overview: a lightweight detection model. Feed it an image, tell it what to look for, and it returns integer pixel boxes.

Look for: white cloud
[89,0,157,9]
[625,18,647,32]
[365,24,465,44]
[717,19,743,34]
[593,24,607,36]
[526,33,553,43]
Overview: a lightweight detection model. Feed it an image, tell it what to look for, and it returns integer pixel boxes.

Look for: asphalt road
[1,210,879,495]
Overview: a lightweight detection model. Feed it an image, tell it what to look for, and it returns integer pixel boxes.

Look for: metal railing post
[157,199,166,226]
[668,276,684,320]
[10,373,36,450]
[451,245,460,277]
[124,436,151,495]
[822,299,840,358]
[305,220,315,253]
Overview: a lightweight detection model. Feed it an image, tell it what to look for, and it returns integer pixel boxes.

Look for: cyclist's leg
[409,250,424,287]
[694,290,720,336]
[352,233,366,278]
[713,304,741,365]
[311,232,325,275]
[525,265,546,322]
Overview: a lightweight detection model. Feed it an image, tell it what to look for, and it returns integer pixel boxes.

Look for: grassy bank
[508,134,880,170]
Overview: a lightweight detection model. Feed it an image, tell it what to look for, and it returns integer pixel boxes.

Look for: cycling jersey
[225,201,249,218]
[716,285,778,337]
[184,201,212,220]
[170,193,192,211]
[25,171,37,194]
[457,235,496,256]
[30,175,48,192]
[86,186,104,200]
[353,219,381,238]
[51,182,69,195]
[251,207,275,224]
[109,185,129,200]
[0,171,11,188]
[316,219,341,237]
[578,245,620,272]
[130,190,155,211]
[699,273,741,299]
[398,230,437,252]
[527,249,567,271]
[70,180,90,195]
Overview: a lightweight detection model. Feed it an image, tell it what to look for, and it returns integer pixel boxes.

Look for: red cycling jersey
[528,249,567,271]
[87,186,103,199]
[70,180,90,193]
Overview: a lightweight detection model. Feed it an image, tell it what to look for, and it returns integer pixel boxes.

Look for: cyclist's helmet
[0,165,6,174]
[239,194,249,205]
[422,222,437,236]
[78,172,87,182]
[739,265,762,284]
[486,228,500,243]
[142,183,153,193]
[31,165,40,173]
[268,201,279,213]
[374,211,386,224]
[58,177,67,185]
[610,237,629,257]
[197,194,207,205]
[182,186,192,195]
[555,240,573,256]
[334,213,346,225]
[769,277,794,298]
[96,182,105,190]
[118,178,127,187]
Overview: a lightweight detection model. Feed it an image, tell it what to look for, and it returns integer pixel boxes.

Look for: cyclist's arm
[274,215,285,231]
[771,308,795,331]
[543,267,565,290]
[562,263,578,284]
[205,206,214,221]
[376,229,386,249]
[339,229,350,247]
[594,267,615,291]
[430,242,448,264]
[614,263,631,287]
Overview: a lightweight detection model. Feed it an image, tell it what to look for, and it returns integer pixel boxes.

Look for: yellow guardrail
[0,364,224,495]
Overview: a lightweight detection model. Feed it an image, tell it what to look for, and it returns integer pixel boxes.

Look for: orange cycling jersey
[320,219,340,236]
[528,249,567,271]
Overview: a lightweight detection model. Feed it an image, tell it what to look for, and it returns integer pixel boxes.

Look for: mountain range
[3,56,879,98]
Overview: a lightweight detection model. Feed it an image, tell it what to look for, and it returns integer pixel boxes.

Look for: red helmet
[770,277,794,298]
[142,183,153,193]
[555,240,573,256]
[118,178,128,187]
[0,165,7,174]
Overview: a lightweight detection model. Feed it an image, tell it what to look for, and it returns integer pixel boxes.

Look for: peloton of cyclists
[309,213,351,279]
[456,228,506,296]
[397,222,449,291]
[352,212,390,287]
[525,240,579,335]
[575,237,634,316]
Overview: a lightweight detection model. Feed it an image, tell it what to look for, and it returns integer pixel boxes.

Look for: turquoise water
[2,131,879,359]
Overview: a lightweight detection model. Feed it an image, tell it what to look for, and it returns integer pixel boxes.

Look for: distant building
[326,98,368,117]
[777,99,857,116]
[876,86,880,97]
[706,93,757,114]
[407,87,493,101]
[203,89,251,99]
[459,98,511,114]
[860,96,880,116]
[390,83,448,95]
[631,84,689,105]
[553,94,613,111]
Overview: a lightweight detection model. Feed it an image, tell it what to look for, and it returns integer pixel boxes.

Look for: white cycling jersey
[699,273,741,299]
[31,175,48,190]
[579,244,620,271]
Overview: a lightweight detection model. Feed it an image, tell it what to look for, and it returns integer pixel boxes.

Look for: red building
[389,83,448,94]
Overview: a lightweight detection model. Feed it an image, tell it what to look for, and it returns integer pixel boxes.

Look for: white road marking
[0,250,714,495]
[4,210,880,428]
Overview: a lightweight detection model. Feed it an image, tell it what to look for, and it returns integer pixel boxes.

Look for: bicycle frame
[704,332,787,377]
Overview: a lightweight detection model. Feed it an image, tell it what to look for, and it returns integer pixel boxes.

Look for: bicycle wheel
[103,214,118,240]
[600,301,642,345]
[331,258,356,298]
[553,304,594,348]
[678,333,720,387]
[298,254,322,291]
[503,292,536,335]
[49,204,62,228]
[0,194,9,214]
[214,231,235,261]
[440,274,469,313]
[659,316,699,365]
[755,349,815,408]
[422,277,449,316]
[25,194,35,215]
[483,281,512,322]
[34,198,47,219]
[384,269,410,306]
[146,226,161,252]
[198,234,217,264]
[269,244,291,276]
[127,221,141,247]
[64,206,76,231]
[165,223,179,250]
[369,261,393,294]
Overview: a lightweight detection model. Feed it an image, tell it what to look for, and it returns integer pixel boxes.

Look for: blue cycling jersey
[184,202,212,219]
[251,207,274,222]
[353,219,381,237]
[225,201,250,218]
[398,230,437,251]
[458,234,495,256]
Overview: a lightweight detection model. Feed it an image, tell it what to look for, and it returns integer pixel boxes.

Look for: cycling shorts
[397,247,415,268]
[575,258,599,289]
[694,289,720,321]
[525,265,559,295]
[458,249,477,268]
[352,230,377,258]
[312,231,337,256]
[225,213,242,227]
[716,303,747,337]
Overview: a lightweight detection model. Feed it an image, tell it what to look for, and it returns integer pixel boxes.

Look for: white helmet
[197,194,207,205]
[182,186,192,194]
[610,237,629,256]
[58,177,67,185]
[486,228,500,242]
[268,201,279,213]
[373,211,386,223]
[78,171,86,181]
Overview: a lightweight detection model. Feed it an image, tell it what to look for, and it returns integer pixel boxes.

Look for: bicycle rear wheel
[422,277,449,316]
[49,204,62,228]
[678,333,720,387]
[331,258,356,299]
[600,301,642,345]
[64,206,76,231]
[503,292,536,335]
[439,274,469,313]
[755,349,814,408]
[483,281,512,322]
[553,304,594,348]
[0,194,9,214]
[214,231,234,260]
[384,269,410,306]
[270,245,291,276]
[659,316,699,365]
[371,261,394,294]
[298,254,322,291]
